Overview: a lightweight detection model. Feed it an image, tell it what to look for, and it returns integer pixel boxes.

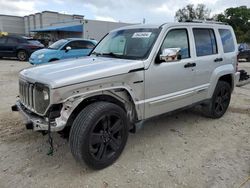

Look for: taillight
[236,53,239,72]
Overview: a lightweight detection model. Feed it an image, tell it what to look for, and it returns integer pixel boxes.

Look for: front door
[144,28,196,118]
[62,41,94,59]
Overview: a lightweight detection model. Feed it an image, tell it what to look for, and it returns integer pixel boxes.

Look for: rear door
[191,28,221,103]
[5,37,18,56]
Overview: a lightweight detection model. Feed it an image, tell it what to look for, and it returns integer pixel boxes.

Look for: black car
[0,35,44,61]
[238,49,250,62]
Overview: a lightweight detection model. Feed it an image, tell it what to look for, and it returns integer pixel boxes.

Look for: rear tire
[69,102,129,169]
[17,50,28,61]
[202,81,231,119]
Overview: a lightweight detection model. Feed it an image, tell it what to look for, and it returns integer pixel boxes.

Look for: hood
[31,48,57,57]
[20,56,144,89]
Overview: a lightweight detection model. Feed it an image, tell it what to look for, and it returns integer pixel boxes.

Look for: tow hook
[11,105,18,112]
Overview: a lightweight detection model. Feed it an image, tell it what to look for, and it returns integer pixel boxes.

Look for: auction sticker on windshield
[132,32,152,38]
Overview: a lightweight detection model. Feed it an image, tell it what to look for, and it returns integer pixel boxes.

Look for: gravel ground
[0,59,249,188]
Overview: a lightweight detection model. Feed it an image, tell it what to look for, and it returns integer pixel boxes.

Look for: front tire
[17,50,28,61]
[69,102,129,169]
[202,81,231,118]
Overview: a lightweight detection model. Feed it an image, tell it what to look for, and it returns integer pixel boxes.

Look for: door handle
[214,58,223,62]
[184,62,196,68]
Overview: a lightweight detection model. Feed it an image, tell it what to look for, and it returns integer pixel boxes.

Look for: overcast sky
[0,0,249,23]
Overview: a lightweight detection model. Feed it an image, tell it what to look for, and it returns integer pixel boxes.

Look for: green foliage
[215,6,250,43]
[175,4,211,22]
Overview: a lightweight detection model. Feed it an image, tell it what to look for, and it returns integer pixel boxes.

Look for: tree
[175,4,211,22]
[215,6,250,43]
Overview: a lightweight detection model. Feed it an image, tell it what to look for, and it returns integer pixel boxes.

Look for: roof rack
[182,19,228,25]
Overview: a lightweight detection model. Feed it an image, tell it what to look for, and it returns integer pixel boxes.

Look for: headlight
[43,90,49,100]
[34,83,50,114]
[38,54,45,59]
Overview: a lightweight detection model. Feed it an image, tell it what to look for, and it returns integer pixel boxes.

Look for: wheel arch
[208,64,235,98]
[16,48,27,55]
[49,58,59,62]
[63,89,140,130]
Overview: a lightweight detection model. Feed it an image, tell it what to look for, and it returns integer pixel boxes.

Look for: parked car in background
[0,35,44,61]
[29,38,97,65]
[238,43,250,62]
[238,43,249,51]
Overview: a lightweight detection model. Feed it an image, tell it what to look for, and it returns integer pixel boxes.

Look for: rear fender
[208,64,235,98]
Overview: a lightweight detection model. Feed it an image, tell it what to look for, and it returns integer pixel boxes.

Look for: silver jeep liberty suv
[12,21,240,169]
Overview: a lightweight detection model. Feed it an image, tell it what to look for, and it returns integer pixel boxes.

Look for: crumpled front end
[12,100,66,132]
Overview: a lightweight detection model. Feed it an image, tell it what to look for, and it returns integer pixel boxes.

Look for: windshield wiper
[92,52,121,58]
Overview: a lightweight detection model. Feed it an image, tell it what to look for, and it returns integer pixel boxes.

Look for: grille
[19,80,50,114]
[19,79,35,110]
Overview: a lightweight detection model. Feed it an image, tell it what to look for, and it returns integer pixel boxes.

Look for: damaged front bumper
[12,100,66,132]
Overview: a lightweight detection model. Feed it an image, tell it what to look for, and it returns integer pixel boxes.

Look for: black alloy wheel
[202,81,231,119]
[17,50,28,61]
[214,85,231,116]
[89,114,124,161]
[69,102,128,169]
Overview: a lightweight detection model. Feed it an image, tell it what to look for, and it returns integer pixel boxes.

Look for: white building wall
[35,13,42,29]
[29,15,35,31]
[24,16,29,35]
[83,20,134,41]
[0,15,24,35]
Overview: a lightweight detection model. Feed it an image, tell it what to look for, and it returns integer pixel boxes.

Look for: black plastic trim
[128,68,145,73]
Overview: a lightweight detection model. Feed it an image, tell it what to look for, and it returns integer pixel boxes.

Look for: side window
[66,41,79,50]
[193,28,217,57]
[6,37,18,45]
[161,29,190,59]
[78,41,95,49]
[0,37,7,44]
[219,29,235,53]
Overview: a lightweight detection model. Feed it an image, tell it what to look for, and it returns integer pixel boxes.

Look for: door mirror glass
[160,48,181,62]
[65,46,71,52]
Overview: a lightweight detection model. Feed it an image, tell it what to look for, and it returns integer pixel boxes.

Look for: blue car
[29,38,97,65]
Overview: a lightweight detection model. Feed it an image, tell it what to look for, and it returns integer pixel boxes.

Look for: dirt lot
[0,59,249,188]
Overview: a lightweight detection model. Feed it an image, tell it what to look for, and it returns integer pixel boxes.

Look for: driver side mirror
[65,46,71,52]
[159,48,181,62]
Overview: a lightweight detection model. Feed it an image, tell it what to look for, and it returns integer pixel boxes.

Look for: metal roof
[31,24,83,32]
[111,22,232,32]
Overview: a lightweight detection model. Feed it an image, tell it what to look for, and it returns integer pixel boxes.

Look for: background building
[0,11,134,43]
[0,14,24,35]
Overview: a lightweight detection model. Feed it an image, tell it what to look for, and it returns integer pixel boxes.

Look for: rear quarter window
[219,29,235,53]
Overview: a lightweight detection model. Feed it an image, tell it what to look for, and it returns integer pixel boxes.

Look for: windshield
[91,28,160,60]
[48,39,68,50]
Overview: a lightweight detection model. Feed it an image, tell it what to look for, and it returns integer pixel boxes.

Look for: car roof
[111,22,232,32]
[66,38,96,43]
[0,35,37,40]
